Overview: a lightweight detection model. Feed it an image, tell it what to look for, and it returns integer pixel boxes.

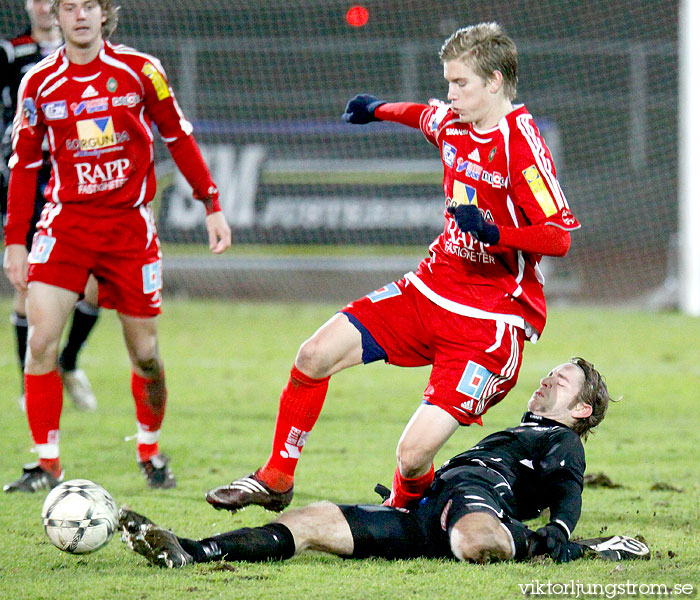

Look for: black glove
[447,204,500,245]
[342,94,387,124]
[535,523,575,563]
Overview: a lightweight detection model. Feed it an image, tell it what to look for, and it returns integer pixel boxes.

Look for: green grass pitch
[1,299,698,599]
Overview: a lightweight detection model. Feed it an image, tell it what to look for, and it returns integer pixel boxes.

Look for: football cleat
[61,368,97,412]
[577,535,650,560]
[139,454,176,489]
[119,507,156,535]
[3,463,64,493]
[119,509,193,568]
[205,472,293,513]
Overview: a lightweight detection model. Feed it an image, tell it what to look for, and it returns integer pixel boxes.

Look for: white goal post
[679,0,700,316]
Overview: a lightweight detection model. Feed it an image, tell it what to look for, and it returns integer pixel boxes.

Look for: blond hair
[439,22,518,101]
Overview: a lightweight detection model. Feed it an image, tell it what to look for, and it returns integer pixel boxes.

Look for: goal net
[1,0,679,304]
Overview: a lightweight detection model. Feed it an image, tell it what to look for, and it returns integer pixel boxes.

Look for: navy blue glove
[342,94,387,124]
[447,204,500,245]
[535,523,576,563]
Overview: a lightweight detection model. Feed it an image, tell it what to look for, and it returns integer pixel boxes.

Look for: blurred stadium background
[1,0,680,305]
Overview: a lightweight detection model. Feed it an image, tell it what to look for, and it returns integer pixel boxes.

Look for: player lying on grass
[120,358,649,567]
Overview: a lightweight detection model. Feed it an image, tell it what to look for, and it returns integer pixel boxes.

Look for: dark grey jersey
[435,412,586,534]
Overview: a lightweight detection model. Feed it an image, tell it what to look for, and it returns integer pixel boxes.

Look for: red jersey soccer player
[3,0,231,493]
[1,0,101,413]
[206,23,578,512]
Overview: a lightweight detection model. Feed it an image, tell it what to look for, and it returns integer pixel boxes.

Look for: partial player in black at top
[120,357,649,567]
[1,0,99,412]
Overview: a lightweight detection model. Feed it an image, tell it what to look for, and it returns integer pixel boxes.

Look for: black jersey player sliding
[120,357,648,567]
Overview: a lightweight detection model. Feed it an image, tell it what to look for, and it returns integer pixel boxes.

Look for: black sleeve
[544,474,582,538]
[0,42,12,120]
[0,43,10,193]
[538,429,586,538]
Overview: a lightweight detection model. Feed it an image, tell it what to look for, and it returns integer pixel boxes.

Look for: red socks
[39,458,62,478]
[25,370,64,477]
[131,370,167,461]
[257,365,330,491]
[23,370,168,474]
[385,464,435,508]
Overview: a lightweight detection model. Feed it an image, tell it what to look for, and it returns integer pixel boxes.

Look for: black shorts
[338,465,519,560]
[338,503,451,560]
[435,465,518,533]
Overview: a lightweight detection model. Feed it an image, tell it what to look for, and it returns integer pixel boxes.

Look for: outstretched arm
[374,102,428,128]
[343,94,428,129]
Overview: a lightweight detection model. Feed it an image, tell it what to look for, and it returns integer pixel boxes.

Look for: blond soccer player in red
[3,0,231,493]
[206,22,579,514]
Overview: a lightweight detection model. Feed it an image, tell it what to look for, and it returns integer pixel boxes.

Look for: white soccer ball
[41,479,118,554]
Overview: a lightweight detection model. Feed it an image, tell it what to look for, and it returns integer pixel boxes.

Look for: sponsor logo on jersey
[442,141,457,167]
[71,97,109,116]
[444,221,496,264]
[65,131,130,155]
[42,100,67,120]
[456,159,482,181]
[467,148,481,162]
[522,165,557,217]
[561,208,576,227]
[75,117,117,150]
[451,180,477,207]
[142,62,170,100]
[142,261,162,294]
[112,93,142,108]
[443,242,496,263]
[456,361,494,415]
[22,98,37,126]
[481,170,505,189]
[81,84,99,98]
[445,127,468,135]
[28,234,56,264]
[74,157,130,194]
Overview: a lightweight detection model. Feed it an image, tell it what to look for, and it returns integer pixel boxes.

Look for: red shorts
[27,202,163,317]
[342,277,525,425]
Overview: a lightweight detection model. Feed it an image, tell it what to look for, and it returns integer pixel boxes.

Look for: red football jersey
[5,41,214,245]
[410,101,580,339]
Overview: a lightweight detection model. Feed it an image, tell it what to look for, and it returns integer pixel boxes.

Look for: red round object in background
[346,5,370,27]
